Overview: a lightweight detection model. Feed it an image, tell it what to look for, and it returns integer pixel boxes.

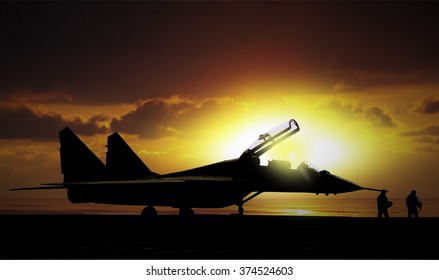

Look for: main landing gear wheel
[141,206,158,218]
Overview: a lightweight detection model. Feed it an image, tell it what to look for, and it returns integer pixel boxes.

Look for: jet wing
[10,176,235,190]
[66,176,234,185]
[240,119,300,158]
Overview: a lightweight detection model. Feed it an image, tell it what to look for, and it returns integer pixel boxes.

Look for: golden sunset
[2,1,439,263]
[2,2,438,217]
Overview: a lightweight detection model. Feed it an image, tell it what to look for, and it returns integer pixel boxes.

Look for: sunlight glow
[285,209,313,216]
[218,118,291,162]
[308,138,345,167]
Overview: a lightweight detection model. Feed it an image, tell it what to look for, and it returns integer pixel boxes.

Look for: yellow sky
[1,2,439,215]
[2,84,438,204]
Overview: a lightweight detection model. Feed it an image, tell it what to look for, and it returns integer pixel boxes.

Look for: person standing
[377,189,391,218]
[406,190,422,218]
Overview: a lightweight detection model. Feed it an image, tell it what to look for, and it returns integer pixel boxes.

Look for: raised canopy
[240,119,300,159]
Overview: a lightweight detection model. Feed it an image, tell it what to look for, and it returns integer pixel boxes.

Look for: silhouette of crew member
[377,189,391,218]
[406,190,422,218]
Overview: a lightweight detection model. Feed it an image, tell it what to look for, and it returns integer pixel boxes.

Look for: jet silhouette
[11,119,380,217]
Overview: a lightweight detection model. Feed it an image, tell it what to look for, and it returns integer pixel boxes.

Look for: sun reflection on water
[1,198,439,217]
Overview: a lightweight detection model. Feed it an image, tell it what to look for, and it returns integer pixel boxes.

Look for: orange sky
[1,2,438,214]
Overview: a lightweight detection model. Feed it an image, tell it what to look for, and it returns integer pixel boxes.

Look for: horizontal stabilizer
[10,185,66,191]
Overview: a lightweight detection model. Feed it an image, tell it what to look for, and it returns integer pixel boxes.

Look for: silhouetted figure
[406,190,422,218]
[377,189,392,218]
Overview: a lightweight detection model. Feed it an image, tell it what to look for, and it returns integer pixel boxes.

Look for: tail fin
[106,132,158,180]
[59,127,107,183]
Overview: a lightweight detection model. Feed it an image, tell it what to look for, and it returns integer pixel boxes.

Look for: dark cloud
[0,106,106,140]
[414,96,439,114]
[415,137,439,145]
[366,107,396,128]
[413,145,439,153]
[110,99,180,139]
[332,82,355,93]
[400,125,439,137]
[110,96,239,139]
[325,100,397,129]
[326,100,364,118]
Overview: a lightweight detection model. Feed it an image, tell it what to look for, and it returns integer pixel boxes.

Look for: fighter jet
[11,119,380,217]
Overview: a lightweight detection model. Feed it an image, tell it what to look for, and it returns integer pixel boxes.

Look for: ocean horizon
[1,197,438,217]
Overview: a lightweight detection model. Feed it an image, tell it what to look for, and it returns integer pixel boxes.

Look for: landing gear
[238,204,244,216]
[141,206,158,218]
[237,191,263,216]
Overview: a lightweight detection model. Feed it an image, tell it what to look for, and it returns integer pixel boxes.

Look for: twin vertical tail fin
[106,132,158,180]
[59,127,156,183]
[59,127,107,183]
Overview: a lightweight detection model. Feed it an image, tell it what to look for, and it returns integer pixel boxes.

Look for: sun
[216,116,348,168]
[310,138,343,165]
[302,131,354,172]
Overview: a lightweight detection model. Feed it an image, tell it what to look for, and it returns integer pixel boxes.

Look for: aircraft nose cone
[315,173,364,195]
[334,175,363,193]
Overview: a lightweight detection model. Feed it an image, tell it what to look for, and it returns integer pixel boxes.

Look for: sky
[1,1,438,215]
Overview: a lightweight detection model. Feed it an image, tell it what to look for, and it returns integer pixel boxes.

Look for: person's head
[411,190,416,195]
[381,189,387,194]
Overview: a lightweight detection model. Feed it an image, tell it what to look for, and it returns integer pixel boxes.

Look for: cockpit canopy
[240,119,300,158]
[298,161,331,175]
[239,119,331,175]
[266,160,331,175]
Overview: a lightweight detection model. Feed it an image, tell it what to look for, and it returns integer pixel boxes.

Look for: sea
[1,197,438,217]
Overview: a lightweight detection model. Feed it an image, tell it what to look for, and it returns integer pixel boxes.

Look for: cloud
[400,125,439,137]
[0,95,241,140]
[414,96,439,114]
[365,106,396,128]
[110,98,181,139]
[326,99,364,118]
[0,106,107,140]
[329,70,439,93]
[110,95,240,139]
[413,144,439,153]
[332,82,354,93]
[324,100,397,129]
[415,137,439,145]
[414,137,439,153]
